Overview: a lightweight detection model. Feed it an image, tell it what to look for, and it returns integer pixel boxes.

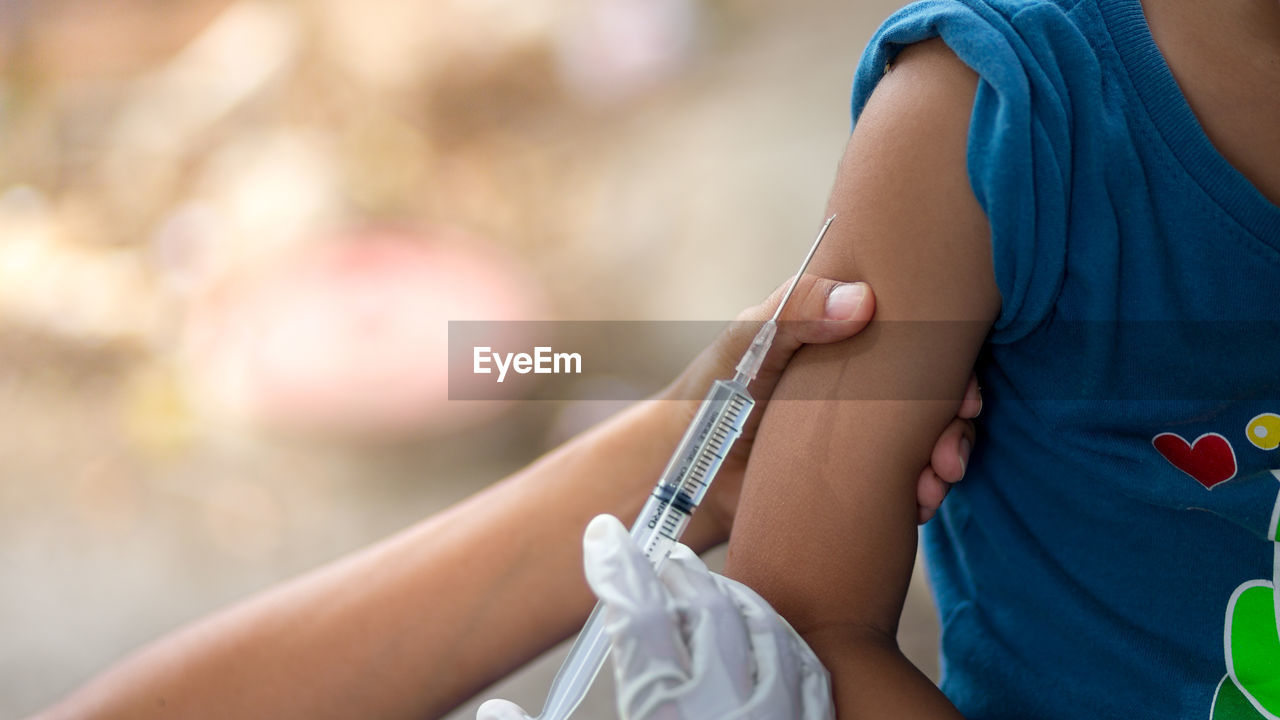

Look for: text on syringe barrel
[634,379,754,562]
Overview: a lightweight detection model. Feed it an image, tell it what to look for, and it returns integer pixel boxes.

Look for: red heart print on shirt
[1151,432,1237,490]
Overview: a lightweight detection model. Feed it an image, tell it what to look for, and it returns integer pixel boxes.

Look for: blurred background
[0,0,937,716]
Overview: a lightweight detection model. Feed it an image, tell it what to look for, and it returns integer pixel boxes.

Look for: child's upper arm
[723,39,1000,715]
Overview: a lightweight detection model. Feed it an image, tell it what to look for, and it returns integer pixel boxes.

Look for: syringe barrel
[647,379,755,518]
[533,379,755,720]
[631,379,752,571]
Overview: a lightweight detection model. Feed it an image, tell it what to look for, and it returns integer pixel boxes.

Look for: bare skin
[725,38,996,719]
[32,274,979,720]
[1141,0,1280,205]
[723,2,1280,717]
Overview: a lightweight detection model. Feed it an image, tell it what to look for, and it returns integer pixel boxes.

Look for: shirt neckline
[1097,0,1280,248]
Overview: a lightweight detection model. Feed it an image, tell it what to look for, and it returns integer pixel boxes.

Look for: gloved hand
[477,514,834,720]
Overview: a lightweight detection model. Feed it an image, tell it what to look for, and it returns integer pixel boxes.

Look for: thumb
[582,514,691,712]
[752,278,873,377]
[582,514,668,616]
[713,277,874,389]
[476,699,531,720]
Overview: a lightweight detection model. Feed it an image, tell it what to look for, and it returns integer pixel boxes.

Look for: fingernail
[958,436,971,476]
[825,282,866,319]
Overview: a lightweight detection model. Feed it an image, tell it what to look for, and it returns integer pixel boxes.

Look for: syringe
[532,215,836,720]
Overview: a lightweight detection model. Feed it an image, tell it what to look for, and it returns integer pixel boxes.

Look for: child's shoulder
[854,0,1119,154]
[854,0,1123,343]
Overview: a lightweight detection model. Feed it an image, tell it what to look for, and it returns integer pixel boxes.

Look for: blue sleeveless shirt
[850,1,1280,717]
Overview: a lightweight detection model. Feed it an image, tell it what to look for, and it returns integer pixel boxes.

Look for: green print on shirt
[1212,581,1280,719]
[1214,674,1269,720]
[1156,423,1280,720]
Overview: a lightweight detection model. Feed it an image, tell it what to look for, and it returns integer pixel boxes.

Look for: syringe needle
[734,215,836,384]
[770,213,836,324]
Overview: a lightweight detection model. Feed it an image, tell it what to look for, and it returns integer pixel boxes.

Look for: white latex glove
[477,514,834,720]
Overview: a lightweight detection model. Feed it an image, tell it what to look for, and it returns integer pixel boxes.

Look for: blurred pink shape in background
[182,227,547,438]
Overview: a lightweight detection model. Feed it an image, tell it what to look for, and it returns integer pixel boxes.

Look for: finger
[751,279,875,380]
[918,503,938,526]
[583,515,668,618]
[709,277,875,383]
[928,418,974,484]
[916,467,949,525]
[659,545,755,701]
[475,699,531,720]
[581,515,690,708]
[958,374,982,418]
